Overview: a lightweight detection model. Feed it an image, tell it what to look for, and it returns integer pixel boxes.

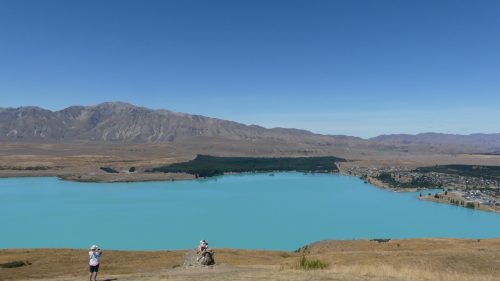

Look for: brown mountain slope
[1,102,499,155]
[0,102,361,145]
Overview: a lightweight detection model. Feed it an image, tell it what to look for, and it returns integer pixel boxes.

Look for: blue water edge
[0,173,499,251]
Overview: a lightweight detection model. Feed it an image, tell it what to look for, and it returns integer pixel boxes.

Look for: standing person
[89,245,102,281]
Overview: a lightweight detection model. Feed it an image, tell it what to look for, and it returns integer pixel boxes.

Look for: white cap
[90,245,98,250]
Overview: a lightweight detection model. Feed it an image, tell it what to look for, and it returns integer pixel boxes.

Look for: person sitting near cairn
[196,239,208,261]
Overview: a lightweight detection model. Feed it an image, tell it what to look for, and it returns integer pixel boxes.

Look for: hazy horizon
[1,0,499,138]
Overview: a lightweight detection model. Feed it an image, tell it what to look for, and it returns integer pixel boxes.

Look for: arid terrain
[1,239,499,281]
[1,139,500,210]
[2,103,500,182]
[2,141,500,182]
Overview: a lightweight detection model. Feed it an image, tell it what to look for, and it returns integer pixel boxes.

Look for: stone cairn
[182,249,215,267]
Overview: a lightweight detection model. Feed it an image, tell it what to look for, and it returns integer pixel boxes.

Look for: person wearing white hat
[88,245,103,281]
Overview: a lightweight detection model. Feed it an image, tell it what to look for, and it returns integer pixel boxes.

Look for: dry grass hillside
[1,239,499,281]
[2,102,500,183]
[2,141,500,183]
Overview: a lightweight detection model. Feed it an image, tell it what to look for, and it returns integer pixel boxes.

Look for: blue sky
[0,0,499,138]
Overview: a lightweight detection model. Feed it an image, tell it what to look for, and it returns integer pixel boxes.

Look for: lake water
[1,173,499,251]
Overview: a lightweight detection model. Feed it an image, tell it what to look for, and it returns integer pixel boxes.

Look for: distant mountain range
[1,102,499,154]
[371,133,500,153]
[0,102,358,143]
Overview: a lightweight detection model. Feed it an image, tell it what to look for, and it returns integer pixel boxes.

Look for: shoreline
[0,169,342,183]
[2,169,499,213]
[0,171,196,183]
[336,164,500,213]
[419,192,500,213]
[3,237,500,252]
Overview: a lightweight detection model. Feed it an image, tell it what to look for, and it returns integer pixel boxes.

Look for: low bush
[100,167,119,173]
[0,261,31,268]
[297,255,328,270]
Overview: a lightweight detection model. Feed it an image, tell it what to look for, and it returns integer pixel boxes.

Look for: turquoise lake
[1,173,499,251]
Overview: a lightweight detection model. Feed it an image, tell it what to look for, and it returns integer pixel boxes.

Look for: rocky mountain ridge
[0,102,359,144]
[1,102,499,153]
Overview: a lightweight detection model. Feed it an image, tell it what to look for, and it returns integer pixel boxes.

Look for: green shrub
[100,167,119,173]
[297,255,328,270]
[466,202,476,209]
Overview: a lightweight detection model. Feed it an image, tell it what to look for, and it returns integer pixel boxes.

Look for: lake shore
[2,238,499,281]
[58,172,196,183]
[3,167,500,216]
[1,143,498,213]
[3,167,500,214]
[0,170,197,183]
[419,192,500,213]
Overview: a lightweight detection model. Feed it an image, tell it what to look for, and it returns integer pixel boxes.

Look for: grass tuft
[297,255,328,270]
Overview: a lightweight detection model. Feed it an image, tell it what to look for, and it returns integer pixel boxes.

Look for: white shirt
[89,251,101,266]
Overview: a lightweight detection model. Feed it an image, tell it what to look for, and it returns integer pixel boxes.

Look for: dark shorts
[89,264,99,273]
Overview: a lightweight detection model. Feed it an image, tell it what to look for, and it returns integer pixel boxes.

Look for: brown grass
[3,142,500,183]
[1,239,499,281]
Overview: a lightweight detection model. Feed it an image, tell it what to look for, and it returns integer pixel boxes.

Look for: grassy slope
[1,239,499,281]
